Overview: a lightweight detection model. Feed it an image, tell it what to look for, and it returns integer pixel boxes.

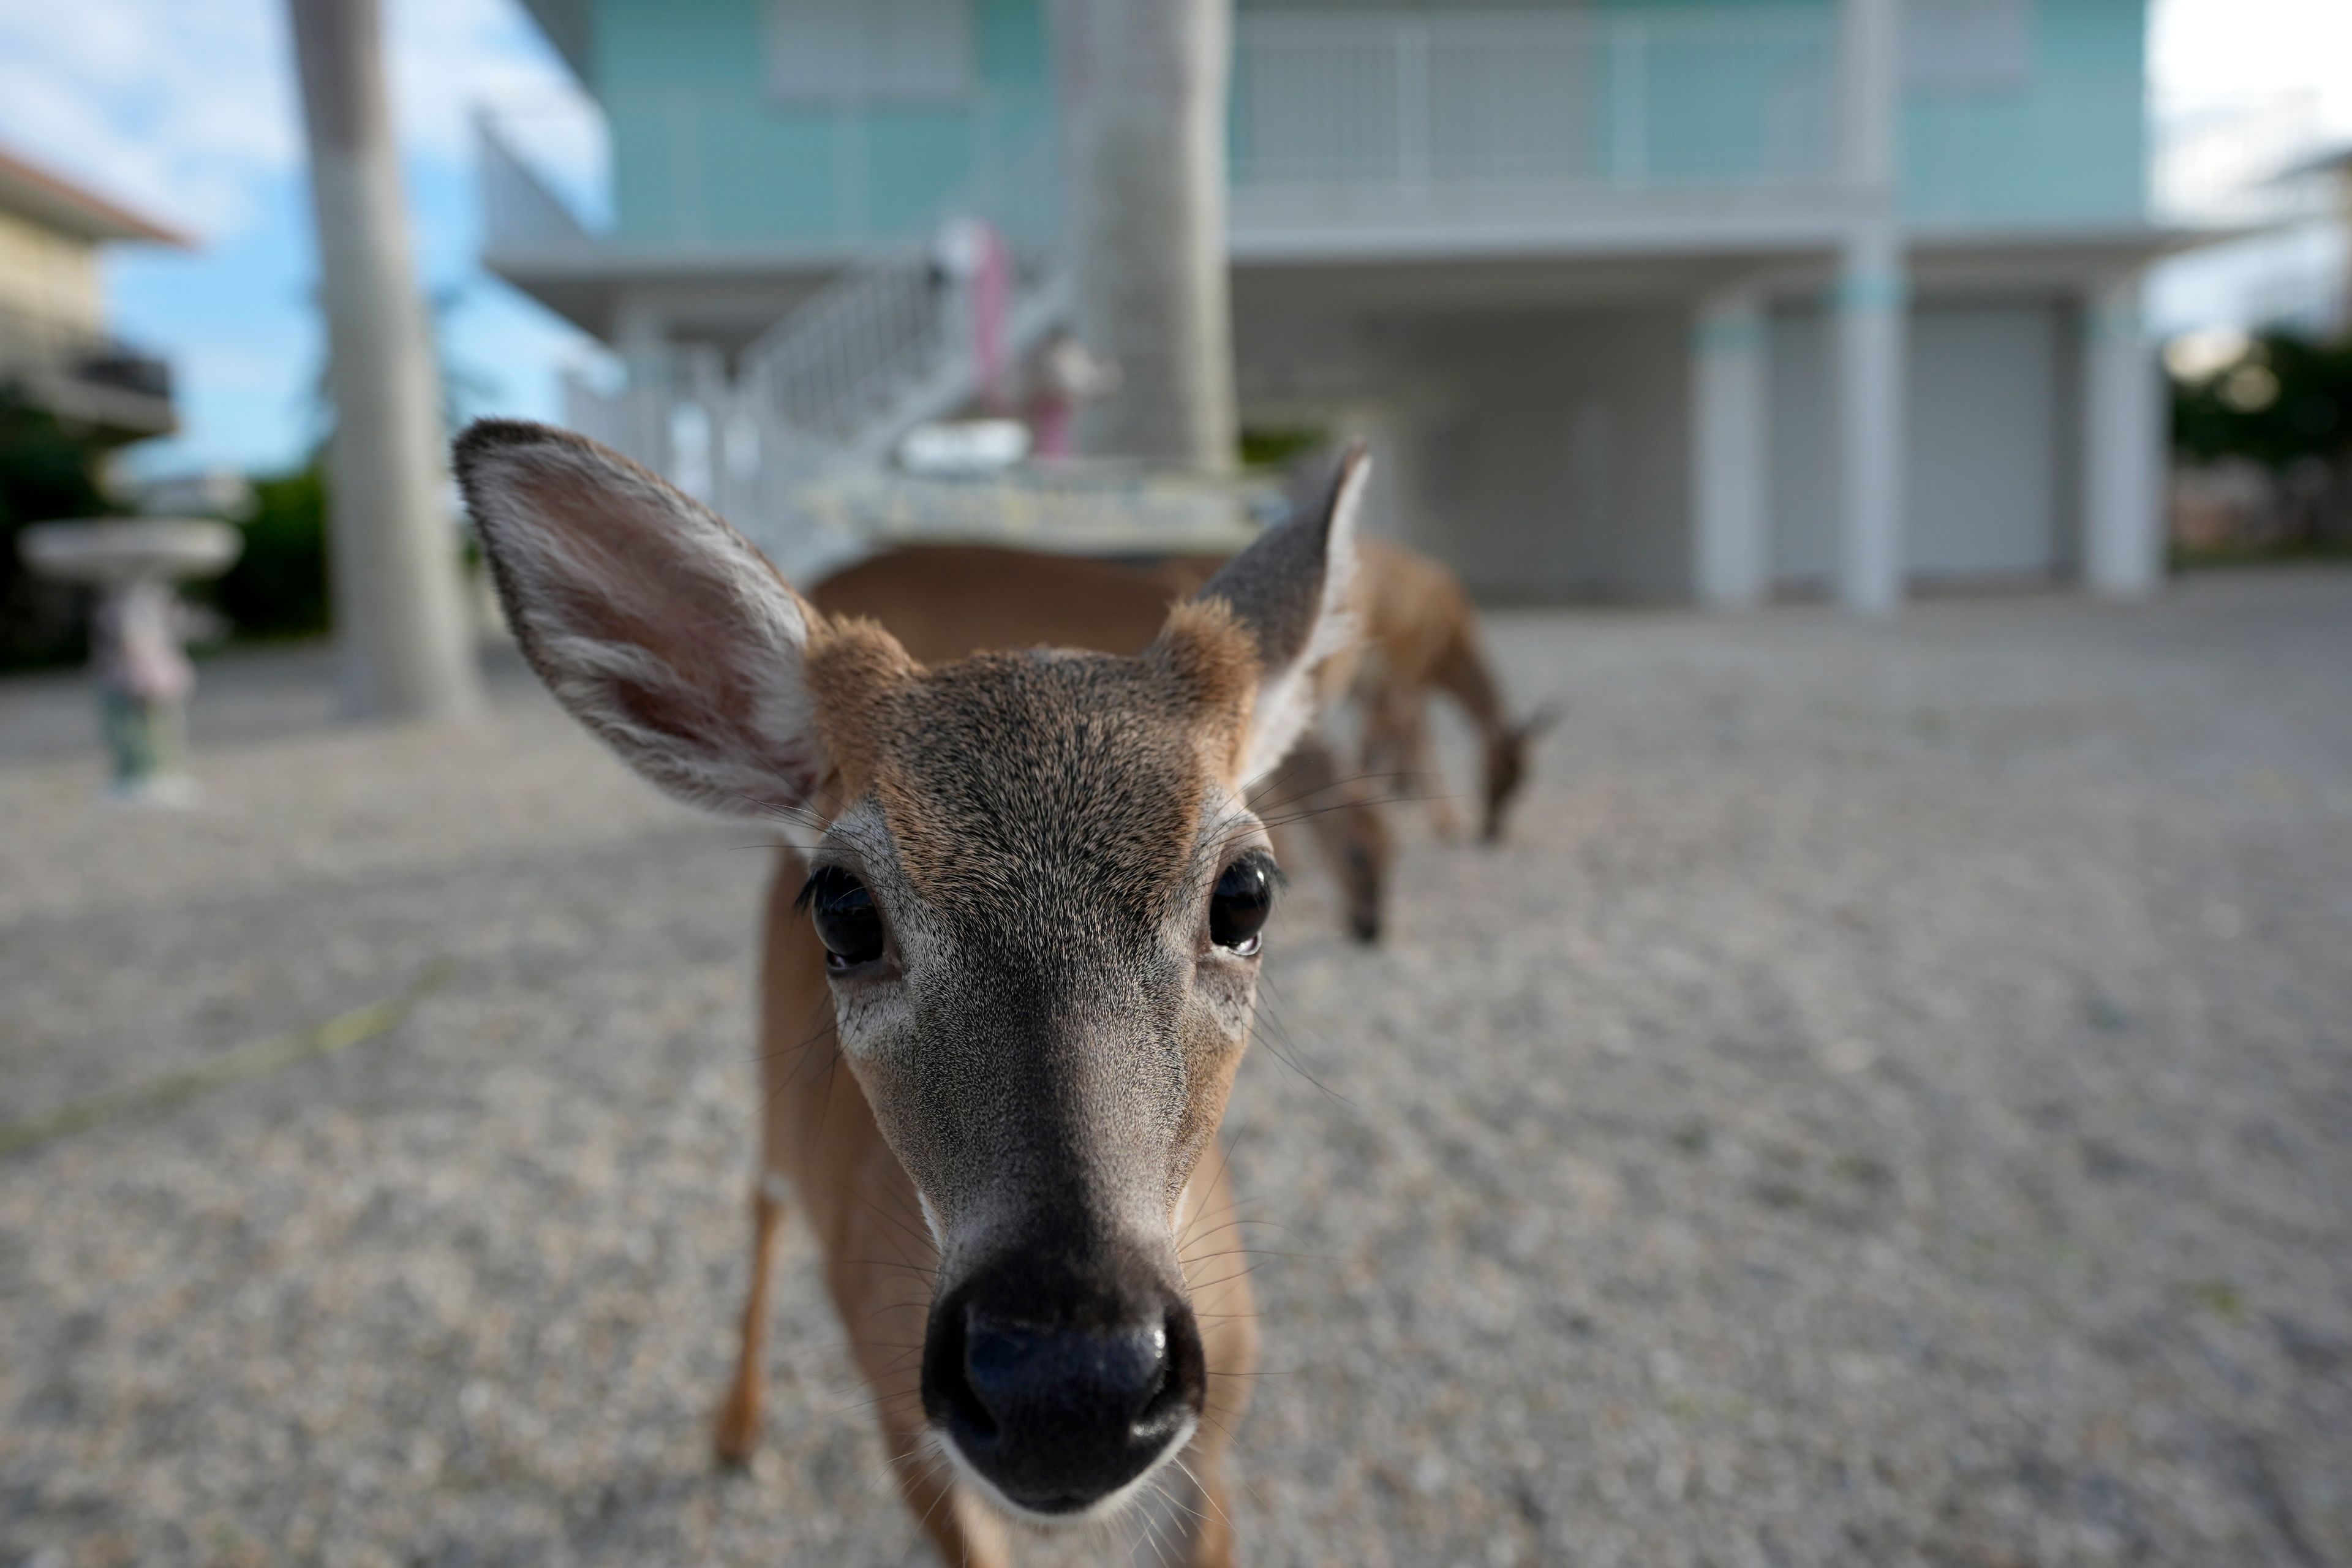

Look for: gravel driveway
[2,569,2348,1567]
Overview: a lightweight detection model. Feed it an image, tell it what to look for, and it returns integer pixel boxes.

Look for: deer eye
[804,866,885,970]
[1208,858,1273,956]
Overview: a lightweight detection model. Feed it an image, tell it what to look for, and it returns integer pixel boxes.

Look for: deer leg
[1251,733,1389,944]
[714,1174,788,1463]
[1392,695,1463,839]
[1355,677,1404,791]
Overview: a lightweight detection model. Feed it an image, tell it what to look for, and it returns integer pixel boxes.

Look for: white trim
[2081,273,2164,598]
[1691,287,1770,608]
[1835,225,1908,614]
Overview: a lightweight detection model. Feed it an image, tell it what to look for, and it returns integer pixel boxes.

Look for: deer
[454,418,1370,1568]
[1343,538,1553,843]
[812,543,1392,943]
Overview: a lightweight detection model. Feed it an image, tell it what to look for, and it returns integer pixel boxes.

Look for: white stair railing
[565,127,1069,570]
[737,247,954,454]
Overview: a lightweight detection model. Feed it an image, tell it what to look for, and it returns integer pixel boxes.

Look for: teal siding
[1596,0,1838,184]
[1902,0,2146,224]
[576,0,2147,247]
[593,0,1055,247]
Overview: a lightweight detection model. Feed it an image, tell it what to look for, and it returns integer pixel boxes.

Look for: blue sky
[1,0,2348,480]
[0,0,606,478]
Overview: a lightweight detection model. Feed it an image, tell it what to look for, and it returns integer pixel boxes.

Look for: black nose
[1351,907,1382,944]
[925,1292,1204,1515]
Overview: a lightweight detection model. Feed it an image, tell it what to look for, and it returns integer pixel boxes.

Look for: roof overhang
[0,147,190,246]
[2278,142,2352,181]
[1228,184,1872,266]
[1914,219,2255,264]
[517,0,592,88]
[483,241,858,344]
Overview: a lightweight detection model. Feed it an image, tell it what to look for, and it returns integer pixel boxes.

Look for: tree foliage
[2172,331,2352,472]
[208,464,330,639]
[0,396,109,669]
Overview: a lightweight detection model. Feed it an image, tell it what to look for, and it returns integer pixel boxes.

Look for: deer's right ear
[454,419,831,819]
[1180,443,1368,785]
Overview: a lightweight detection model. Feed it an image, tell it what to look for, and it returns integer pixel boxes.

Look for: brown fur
[808,545,1390,939]
[805,618,923,800]
[1344,539,1551,842]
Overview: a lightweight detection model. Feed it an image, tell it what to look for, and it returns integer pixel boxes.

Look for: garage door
[1908,301,2064,580]
[1769,298,2067,588]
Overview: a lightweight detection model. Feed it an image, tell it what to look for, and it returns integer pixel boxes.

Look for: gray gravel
[3,569,2348,1567]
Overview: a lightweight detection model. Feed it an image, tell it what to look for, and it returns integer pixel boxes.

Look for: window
[767,0,975,104]
[1904,0,2034,94]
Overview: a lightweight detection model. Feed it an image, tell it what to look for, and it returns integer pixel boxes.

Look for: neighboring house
[2281,142,2352,336]
[0,145,186,445]
[488,0,2231,607]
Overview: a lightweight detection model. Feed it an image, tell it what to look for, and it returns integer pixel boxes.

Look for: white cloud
[0,0,597,244]
[388,0,600,172]
[2151,0,2352,138]
[0,0,298,237]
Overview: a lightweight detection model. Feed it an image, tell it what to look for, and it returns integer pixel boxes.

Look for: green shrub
[0,396,108,670]
[209,464,330,640]
[2173,331,2351,472]
[1238,426,1329,471]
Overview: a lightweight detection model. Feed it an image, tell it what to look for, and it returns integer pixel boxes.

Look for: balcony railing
[480,97,1060,258]
[2149,92,2333,228]
[479,111,598,254]
[484,10,2321,279]
[1229,7,1842,197]
[0,303,174,436]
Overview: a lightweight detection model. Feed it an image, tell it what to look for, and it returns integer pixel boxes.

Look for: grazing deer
[1346,538,1553,843]
[455,420,1368,1567]
[813,543,1392,942]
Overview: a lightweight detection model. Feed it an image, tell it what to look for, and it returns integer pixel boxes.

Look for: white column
[1060,0,1240,468]
[1840,0,1901,192]
[288,0,482,722]
[2082,273,2164,598]
[1691,287,1769,607]
[1834,0,1905,615]
[611,296,674,472]
[1836,226,1907,614]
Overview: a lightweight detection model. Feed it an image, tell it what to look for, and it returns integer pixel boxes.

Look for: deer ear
[1190,443,1368,785]
[454,419,832,819]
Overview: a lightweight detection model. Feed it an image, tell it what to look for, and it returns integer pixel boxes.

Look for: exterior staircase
[563,148,1071,578]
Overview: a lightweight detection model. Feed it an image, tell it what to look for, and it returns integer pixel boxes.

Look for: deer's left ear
[1183,443,1367,785]
[454,418,842,820]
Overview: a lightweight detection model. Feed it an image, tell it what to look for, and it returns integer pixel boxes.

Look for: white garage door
[1907,301,2064,580]
[1769,299,2068,588]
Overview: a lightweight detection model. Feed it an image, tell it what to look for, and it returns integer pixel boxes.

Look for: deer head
[456,421,1363,1521]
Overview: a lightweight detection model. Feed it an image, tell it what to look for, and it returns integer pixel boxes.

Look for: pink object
[972,221,1011,412]
[1030,399,1074,459]
[1023,333,1120,462]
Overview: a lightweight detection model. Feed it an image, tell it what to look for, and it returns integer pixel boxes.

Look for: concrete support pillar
[610,298,674,472]
[1691,287,1770,608]
[288,0,481,721]
[1839,0,1901,191]
[1834,0,1905,615]
[1836,227,1907,615]
[1059,0,1239,469]
[613,298,671,391]
[2082,273,2165,599]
